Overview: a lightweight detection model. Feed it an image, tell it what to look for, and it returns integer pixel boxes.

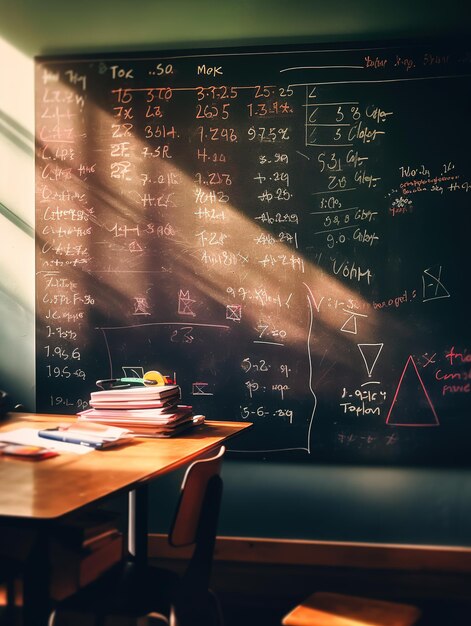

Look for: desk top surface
[0,413,250,521]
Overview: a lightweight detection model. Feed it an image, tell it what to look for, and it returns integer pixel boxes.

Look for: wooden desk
[0,413,251,625]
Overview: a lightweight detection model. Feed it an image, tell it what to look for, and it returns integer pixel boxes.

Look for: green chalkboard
[35,39,471,465]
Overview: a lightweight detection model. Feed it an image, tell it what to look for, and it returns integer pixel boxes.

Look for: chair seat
[282,592,421,626]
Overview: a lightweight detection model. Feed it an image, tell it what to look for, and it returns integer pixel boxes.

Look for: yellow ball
[143,370,166,386]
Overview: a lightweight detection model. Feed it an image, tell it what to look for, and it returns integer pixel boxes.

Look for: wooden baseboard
[149,534,471,573]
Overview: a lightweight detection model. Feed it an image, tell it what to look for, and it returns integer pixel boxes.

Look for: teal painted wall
[1,0,470,546]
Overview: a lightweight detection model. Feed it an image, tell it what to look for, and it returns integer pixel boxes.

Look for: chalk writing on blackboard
[35,40,471,464]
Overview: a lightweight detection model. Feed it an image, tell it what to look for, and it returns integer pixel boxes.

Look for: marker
[38,428,109,449]
[96,377,158,390]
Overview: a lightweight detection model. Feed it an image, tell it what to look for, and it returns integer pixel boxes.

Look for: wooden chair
[282,591,421,626]
[49,445,226,626]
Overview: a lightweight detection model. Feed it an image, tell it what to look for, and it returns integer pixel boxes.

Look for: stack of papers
[78,385,205,437]
[89,385,181,409]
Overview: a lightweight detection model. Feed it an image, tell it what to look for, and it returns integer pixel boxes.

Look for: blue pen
[38,428,108,449]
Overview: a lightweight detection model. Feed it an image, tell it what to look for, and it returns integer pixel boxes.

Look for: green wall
[1,0,469,56]
[1,0,470,546]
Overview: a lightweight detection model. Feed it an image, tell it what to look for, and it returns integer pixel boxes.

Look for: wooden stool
[282,592,421,626]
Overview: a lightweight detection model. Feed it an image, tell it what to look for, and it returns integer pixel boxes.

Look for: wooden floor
[211,561,471,626]
[1,594,470,625]
[2,560,471,626]
[219,595,471,626]
[218,596,471,626]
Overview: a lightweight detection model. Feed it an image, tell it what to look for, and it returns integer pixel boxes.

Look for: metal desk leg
[128,483,148,566]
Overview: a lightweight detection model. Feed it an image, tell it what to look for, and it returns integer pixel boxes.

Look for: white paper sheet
[0,427,94,454]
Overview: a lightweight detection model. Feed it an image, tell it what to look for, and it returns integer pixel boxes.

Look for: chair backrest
[169,445,225,548]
